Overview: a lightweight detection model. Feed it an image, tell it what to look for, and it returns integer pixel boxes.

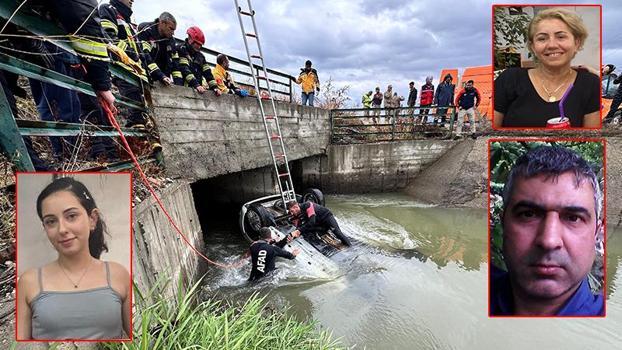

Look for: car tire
[243,203,272,241]
[301,188,325,206]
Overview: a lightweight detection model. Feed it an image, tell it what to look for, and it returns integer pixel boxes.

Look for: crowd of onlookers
[1,0,256,170]
[360,74,482,136]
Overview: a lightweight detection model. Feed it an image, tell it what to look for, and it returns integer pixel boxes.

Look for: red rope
[100,99,247,269]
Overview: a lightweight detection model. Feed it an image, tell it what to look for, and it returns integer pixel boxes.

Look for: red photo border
[14,171,134,342]
[487,137,607,318]
[491,4,603,130]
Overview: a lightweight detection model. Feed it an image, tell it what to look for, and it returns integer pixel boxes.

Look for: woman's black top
[495,67,600,127]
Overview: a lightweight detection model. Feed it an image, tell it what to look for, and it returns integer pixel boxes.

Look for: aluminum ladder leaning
[234,0,297,207]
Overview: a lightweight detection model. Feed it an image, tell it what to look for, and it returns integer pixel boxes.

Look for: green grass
[101,276,346,350]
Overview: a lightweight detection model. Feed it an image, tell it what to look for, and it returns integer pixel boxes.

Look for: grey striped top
[31,261,124,340]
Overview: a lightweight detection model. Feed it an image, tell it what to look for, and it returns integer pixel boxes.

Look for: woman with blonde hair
[494,7,600,128]
[17,177,130,340]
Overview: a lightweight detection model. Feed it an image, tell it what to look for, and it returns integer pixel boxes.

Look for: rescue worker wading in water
[249,227,300,281]
[287,201,352,246]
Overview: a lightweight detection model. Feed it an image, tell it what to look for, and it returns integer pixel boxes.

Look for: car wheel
[301,188,325,206]
[243,204,269,241]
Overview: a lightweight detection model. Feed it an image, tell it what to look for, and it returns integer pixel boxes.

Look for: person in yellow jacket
[362,91,373,116]
[296,60,320,106]
[212,54,248,96]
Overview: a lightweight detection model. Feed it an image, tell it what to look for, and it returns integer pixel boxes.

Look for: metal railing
[176,40,296,102]
[330,106,460,144]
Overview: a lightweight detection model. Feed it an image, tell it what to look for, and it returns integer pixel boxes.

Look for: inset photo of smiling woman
[493,5,601,129]
[15,173,132,341]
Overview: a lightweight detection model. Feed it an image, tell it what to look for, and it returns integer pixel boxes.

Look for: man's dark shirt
[490,265,604,316]
[248,239,295,281]
[294,202,334,236]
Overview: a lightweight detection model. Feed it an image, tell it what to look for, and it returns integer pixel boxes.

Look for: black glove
[316,87,320,92]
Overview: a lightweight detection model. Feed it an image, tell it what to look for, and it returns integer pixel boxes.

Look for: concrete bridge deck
[151,86,330,181]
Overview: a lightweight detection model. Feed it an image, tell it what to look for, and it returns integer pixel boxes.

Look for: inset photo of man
[488,140,605,317]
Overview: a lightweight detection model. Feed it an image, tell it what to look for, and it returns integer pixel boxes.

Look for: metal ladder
[234,0,296,206]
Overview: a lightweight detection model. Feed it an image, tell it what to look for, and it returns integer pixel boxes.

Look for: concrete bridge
[150,86,457,198]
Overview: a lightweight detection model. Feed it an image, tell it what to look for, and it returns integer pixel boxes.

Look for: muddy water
[201,193,622,349]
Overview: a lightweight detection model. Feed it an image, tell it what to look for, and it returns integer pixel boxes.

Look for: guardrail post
[0,87,35,171]
[329,109,334,144]
[391,111,396,141]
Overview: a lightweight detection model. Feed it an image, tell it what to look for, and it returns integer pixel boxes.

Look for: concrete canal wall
[133,180,204,302]
[299,140,459,193]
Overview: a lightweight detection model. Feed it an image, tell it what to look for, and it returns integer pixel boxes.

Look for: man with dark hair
[138,12,177,86]
[288,201,352,246]
[296,60,320,106]
[407,81,418,122]
[434,74,455,127]
[419,76,435,124]
[491,145,604,316]
[248,227,300,281]
[371,86,383,123]
[212,54,246,96]
[454,80,480,137]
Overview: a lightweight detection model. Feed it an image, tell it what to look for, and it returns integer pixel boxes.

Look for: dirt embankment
[405,136,622,226]
[405,137,488,209]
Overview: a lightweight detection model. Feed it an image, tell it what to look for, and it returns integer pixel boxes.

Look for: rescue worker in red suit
[287,201,352,246]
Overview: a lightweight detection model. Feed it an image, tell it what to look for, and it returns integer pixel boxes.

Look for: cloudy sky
[132,0,622,106]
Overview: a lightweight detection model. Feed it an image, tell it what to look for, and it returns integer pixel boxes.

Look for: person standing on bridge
[419,76,435,124]
[249,227,300,281]
[371,86,383,123]
[287,201,352,247]
[383,85,395,123]
[407,81,418,123]
[296,60,320,107]
[434,74,455,127]
[454,80,481,138]
[362,91,373,117]
[137,12,177,87]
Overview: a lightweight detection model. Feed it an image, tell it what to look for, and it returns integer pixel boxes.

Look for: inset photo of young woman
[15,173,132,341]
[493,5,601,129]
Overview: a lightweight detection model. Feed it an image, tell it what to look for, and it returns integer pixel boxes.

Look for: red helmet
[187,26,205,46]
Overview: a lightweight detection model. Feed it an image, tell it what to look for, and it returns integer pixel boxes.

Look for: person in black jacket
[407,81,418,121]
[173,26,221,96]
[249,227,300,281]
[604,71,622,123]
[137,12,177,86]
[287,201,352,246]
[434,74,455,127]
[99,0,149,128]
[29,0,119,161]
[37,0,116,112]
